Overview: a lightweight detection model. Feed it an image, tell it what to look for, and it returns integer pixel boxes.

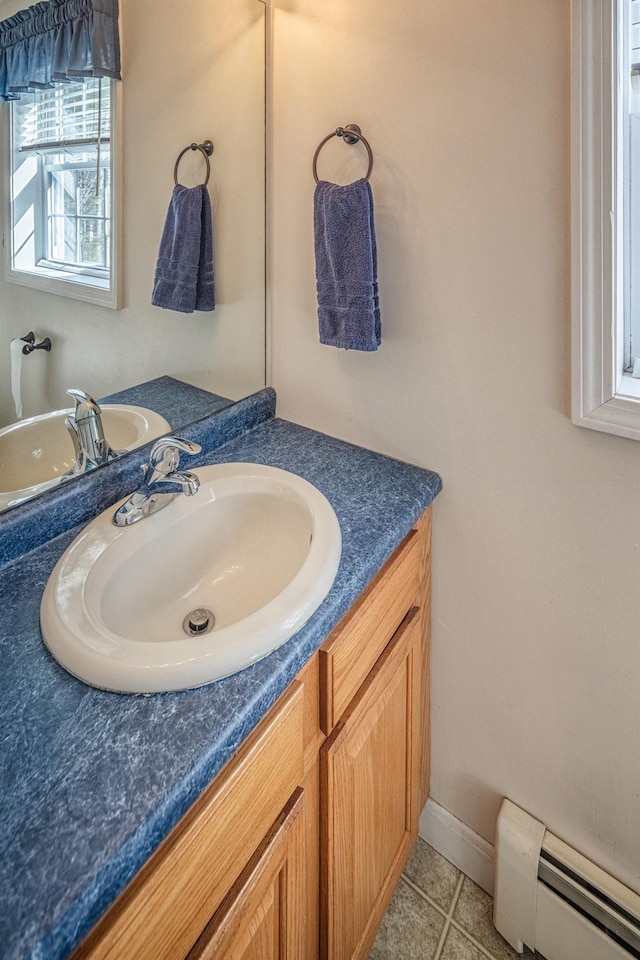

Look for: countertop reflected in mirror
[100,376,233,428]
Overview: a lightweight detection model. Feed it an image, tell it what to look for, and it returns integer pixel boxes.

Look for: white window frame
[571,0,640,439]
[2,79,122,310]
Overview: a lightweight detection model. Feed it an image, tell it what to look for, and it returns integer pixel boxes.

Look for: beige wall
[270,0,640,894]
[0,0,265,426]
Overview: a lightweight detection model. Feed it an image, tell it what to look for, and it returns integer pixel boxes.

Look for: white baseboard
[419,798,495,896]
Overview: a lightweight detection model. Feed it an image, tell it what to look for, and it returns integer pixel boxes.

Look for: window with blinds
[5,77,119,307]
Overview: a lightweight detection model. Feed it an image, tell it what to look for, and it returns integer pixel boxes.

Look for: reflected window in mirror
[4,77,120,308]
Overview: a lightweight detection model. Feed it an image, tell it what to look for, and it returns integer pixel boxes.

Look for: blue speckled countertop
[100,375,232,431]
[0,390,441,960]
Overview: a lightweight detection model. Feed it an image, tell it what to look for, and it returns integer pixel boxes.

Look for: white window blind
[14,78,110,154]
[631,0,640,69]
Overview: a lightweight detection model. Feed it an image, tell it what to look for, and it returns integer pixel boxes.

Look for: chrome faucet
[113,436,202,526]
[64,388,119,477]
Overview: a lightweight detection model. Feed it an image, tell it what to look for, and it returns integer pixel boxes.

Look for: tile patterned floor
[369,838,539,960]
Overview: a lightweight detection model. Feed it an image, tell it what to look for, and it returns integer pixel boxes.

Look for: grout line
[433,873,466,960]
[449,872,465,916]
[400,868,465,922]
[400,874,449,920]
[400,863,517,960]
[432,920,449,960]
[399,869,466,960]
[448,916,508,960]
[399,844,517,960]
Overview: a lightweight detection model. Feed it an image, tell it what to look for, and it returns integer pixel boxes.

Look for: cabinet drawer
[74,682,305,960]
[319,529,419,733]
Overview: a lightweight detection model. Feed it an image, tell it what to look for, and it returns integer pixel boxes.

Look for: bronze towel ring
[312,124,373,184]
[174,140,214,187]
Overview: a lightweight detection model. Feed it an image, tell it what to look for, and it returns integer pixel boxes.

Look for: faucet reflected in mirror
[63,390,121,479]
[0,0,267,513]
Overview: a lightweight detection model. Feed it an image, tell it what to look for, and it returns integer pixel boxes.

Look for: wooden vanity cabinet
[72,508,432,960]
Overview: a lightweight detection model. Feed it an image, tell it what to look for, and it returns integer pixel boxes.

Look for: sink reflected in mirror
[0,403,170,510]
[41,463,342,694]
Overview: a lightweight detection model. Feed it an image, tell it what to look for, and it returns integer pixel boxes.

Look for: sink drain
[183,608,215,637]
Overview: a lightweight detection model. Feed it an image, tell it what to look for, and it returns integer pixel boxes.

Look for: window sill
[5,263,118,309]
[617,372,640,400]
[572,388,640,441]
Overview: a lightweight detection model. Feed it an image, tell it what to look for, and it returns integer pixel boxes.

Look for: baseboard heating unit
[493,799,640,960]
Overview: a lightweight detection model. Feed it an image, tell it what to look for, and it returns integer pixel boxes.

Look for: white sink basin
[40,462,342,693]
[0,404,171,509]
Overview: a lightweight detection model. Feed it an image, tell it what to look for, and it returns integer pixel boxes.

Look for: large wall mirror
[0,0,266,512]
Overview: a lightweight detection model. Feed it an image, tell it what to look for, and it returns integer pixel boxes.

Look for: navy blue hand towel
[314,178,380,351]
[152,184,215,314]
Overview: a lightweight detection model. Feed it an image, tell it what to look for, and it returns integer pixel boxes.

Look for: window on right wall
[572,0,640,439]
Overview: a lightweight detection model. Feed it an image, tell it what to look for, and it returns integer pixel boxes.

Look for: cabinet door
[73,683,304,960]
[320,609,421,960]
[187,788,305,960]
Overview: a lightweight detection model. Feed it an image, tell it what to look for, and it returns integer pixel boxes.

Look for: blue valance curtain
[0,0,120,101]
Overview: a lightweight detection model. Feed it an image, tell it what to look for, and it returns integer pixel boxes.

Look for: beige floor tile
[453,877,535,960]
[369,877,446,960]
[439,925,490,960]
[403,837,461,912]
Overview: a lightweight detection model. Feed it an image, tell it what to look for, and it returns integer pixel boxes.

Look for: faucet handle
[146,436,202,482]
[149,436,202,462]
